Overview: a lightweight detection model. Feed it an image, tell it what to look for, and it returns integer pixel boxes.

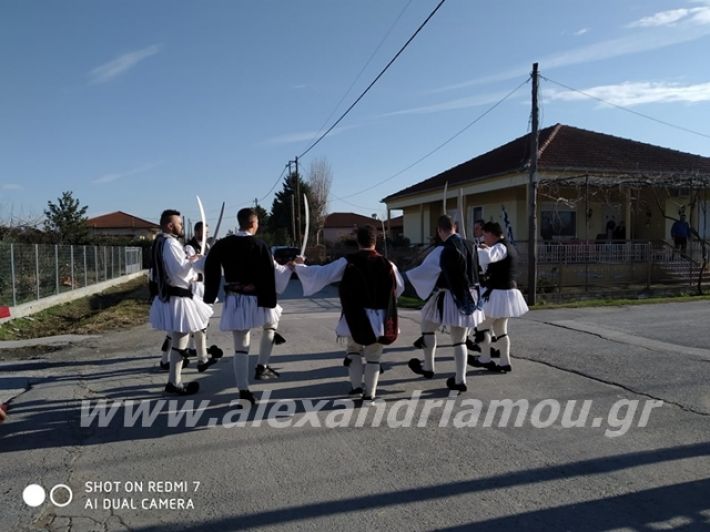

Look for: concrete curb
[0,270,147,325]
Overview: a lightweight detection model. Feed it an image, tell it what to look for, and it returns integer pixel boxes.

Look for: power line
[297,0,448,160]
[541,74,710,140]
[306,0,414,148]
[339,75,531,200]
[330,193,383,213]
[258,164,290,203]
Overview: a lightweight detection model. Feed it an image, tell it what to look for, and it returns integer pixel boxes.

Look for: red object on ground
[0,404,8,423]
[0,306,10,319]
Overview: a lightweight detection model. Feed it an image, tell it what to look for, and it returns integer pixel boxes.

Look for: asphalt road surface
[1,280,709,531]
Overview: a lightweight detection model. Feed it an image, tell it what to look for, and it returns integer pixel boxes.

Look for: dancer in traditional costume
[148,210,215,395]
[203,208,291,404]
[406,215,484,392]
[157,221,222,371]
[293,225,404,401]
[468,222,528,373]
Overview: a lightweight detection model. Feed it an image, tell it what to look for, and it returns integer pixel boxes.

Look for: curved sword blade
[196,195,207,254]
[458,188,467,239]
[212,202,226,240]
[300,193,310,258]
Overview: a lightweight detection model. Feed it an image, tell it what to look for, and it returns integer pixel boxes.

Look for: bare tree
[306,158,333,245]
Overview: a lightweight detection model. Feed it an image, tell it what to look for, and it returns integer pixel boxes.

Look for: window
[541,207,576,240]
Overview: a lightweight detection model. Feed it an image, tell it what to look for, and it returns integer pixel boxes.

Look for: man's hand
[293,255,305,265]
[188,254,203,263]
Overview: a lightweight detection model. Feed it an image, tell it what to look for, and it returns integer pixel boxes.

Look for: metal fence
[387,239,708,298]
[0,243,143,307]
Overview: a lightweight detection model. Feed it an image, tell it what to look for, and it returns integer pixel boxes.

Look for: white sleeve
[405,247,443,300]
[164,238,196,283]
[273,260,292,295]
[477,243,508,270]
[294,257,347,297]
[184,244,196,257]
[391,262,405,298]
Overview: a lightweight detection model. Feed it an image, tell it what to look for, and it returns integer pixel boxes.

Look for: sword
[212,201,226,241]
[458,188,467,239]
[442,181,448,215]
[196,195,207,254]
[300,193,310,258]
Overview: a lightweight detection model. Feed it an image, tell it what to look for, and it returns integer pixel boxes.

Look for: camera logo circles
[50,484,73,507]
[22,484,46,507]
[22,484,73,508]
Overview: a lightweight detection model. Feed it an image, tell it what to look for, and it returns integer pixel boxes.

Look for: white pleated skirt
[192,280,205,300]
[335,308,387,339]
[219,293,282,331]
[420,289,485,328]
[483,288,529,318]
[149,296,213,333]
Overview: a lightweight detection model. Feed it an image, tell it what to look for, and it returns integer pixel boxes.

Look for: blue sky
[1,0,710,230]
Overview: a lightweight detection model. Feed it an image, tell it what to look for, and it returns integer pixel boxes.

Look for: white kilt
[420,288,485,328]
[192,280,205,300]
[220,293,282,331]
[482,288,529,319]
[335,308,388,339]
[149,295,213,333]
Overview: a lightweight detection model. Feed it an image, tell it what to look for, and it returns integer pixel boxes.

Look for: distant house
[323,212,400,244]
[87,211,160,240]
[383,124,710,246]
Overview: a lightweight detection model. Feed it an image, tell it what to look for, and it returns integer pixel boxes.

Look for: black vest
[339,250,398,346]
[435,235,478,290]
[486,239,517,289]
[203,235,276,307]
[434,235,478,314]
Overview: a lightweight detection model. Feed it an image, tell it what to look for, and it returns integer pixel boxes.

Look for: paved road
[1,280,709,531]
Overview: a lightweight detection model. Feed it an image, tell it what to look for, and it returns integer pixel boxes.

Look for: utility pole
[290,194,296,246]
[295,156,301,245]
[527,62,539,306]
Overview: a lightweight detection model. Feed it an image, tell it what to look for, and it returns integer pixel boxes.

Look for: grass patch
[0,276,151,341]
[534,293,710,309]
[398,295,424,309]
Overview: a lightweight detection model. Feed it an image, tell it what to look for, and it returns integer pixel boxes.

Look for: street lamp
[371,213,388,258]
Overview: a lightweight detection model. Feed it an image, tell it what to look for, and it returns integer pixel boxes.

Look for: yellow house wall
[390,174,709,245]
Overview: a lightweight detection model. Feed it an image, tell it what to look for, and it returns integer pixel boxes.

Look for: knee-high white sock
[477,322,493,363]
[257,327,275,367]
[497,335,511,365]
[454,344,468,385]
[168,332,189,387]
[363,363,380,399]
[347,354,365,389]
[451,327,467,385]
[232,331,250,391]
[233,352,249,390]
[194,329,208,363]
[160,335,171,364]
[493,318,511,366]
[169,349,184,387]
[423,333,437,373]
[363,345,383,398]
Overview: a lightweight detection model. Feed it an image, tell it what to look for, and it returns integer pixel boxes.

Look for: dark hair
[237,208,257,230]
[160,209,180,227]
[194,221,203,231]
[474,219,485,227]
[482,221,503,237]
[437,215,454,232]
[356,225,377,247]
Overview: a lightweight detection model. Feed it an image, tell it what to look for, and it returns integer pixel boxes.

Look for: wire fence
[385,239,708,299]
[0,243,143,307]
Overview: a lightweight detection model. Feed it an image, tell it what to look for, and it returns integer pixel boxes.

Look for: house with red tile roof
[383,124,710,247]
[323,212,403,244]
[87,211,160,240]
